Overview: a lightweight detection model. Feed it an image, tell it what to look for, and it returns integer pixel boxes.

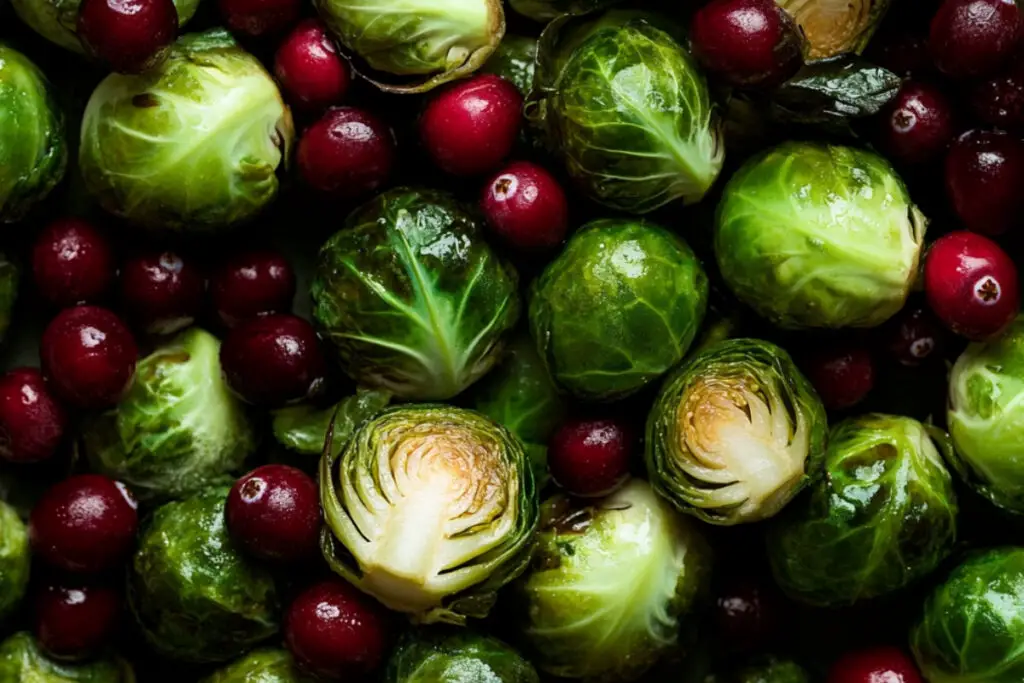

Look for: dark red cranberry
[226,465,320,563]
[930,0,1021,78]
[40,306,137,409]
[35,581,120,660]
[31,218,116,308]
[924,231,1020,340]
[419,74,523,176]
[0,368,67,465]
[219,0,300,37]
[220,314,326,407]
[120,250,205,335]
[30,474,138,574]
[77,0,177,73]
[690,0,803,88]
[481,161,569,250]
[804,343,875,411]
[712,575,783,653]
[274,20,349,111]
[828,646,923,683]
[285,578,389,679]
[868,31,933,77]
[945,130,1024,236]
[210,249,296,328]
[877,82,955,165]
[882,305,948,367]
[971,60,1024,130]
[297,107,395,199]
[548,418,632,497]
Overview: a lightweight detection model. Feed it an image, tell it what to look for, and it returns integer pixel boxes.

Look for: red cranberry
[945,130,1024,236]
[35,581,120,660]
[924,231,1020,340]
[226,465,320,563]
[481,161,569,250]
[31,218,116,308]
[30,474,138,574]
[930,0,1021,78]
[804,343,875,411]
[77,0,177,73]
[0,368,67,465]
[297,107,395,199]
[877,82,955,165]
[882,305,948,367]
[712,575,783,653]
[548,418,632,497]
[274,20,349,111]
[220,314,326,407]
[285,578,389,679]
[210,249,295,328]
[690,0,803,88]
[219,0,300,37]
[971,60,1024,130]
[120,251,204,335]
[419,74,523,177]
[40,306,137,409]
[828,646,923,683]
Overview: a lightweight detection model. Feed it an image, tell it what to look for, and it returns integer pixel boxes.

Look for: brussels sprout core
[777,0,890,59]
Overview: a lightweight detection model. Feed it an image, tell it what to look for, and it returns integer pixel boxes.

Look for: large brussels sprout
[82,328,256,502]
[767,414,958,606]
[529,219,708,402]
[0,500,29,621]
[311,188,520,401]
[0,632,135,681]
[272,388,392,458]
[715,142,925,330]
[0,253,17,343]
[79,30,293,234]
[517,479,711,682]
[777,0,890,60]
[385,629,539,683]
[481,34,538,96]
[320,404,538,624]
[129,487,278,663]
[0,45,66,224]
[202,649,312,683]
[646,338,827,526]
[528,12,723,214]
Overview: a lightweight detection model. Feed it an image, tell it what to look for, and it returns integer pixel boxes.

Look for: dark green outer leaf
[0,632,135,681]
[271,388,392,457]
[0,500,29,621]
[481,34,538,96]
[508,0,618,23]
[385,628,539,683]
[200,648,314,683]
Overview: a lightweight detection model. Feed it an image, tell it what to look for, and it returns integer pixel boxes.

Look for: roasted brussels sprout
[767,414,958,606]
[0,632,135,681]
[481,34,538,96]
[646,338,827,525]
[386,629,539,683]
[529,219,708,402]
[777,0,890,60]
[320,404,538,624]
[311,188,520,401]
[715,142,925,330]
[202,648,312,683]
[79,30,293,234]
[0,500,29,621]
[0,254,18,343]
[272,388,392,458]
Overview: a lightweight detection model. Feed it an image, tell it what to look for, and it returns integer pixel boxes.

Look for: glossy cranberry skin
[549,418,632,497]
[226,465,320,563]
[883,306,947,367]
[0,368,67,465]
[925,231,1020,340]
[120,251,205,335]
[78,0,177,73]
[481,161,569,250]
[945,130,1024,236]
[210,249,296,328]
[690,0,803,88]
[712,575,783,653]
[219,0,300,37]
[930,0,1021,78]
[30,474,138,574]
[804,344,875,411]
[285,578,389,679]
[971,61,1024,130]
[298,107,395,199]
[877,82,955,165]
[32,218,116,308]
[40,306,137,409]
[828,646,923,683]
[274,20,349,111]
[419,74,523,176]
[35,582,120,660]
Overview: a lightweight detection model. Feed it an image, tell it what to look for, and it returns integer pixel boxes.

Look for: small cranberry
[804,343,876,411]
[481,161,569,250]
[297,107,395,200]
[929,0,1021,78]
[712,575,784,653]
[226,465,320,563]
[31,218,116,308]
[945,129,1024,236]
[218,0,300,37]
[78,0,178,73]
[877,81,956,165]
[0,368,67,465]
[882,305,948,367]
[210,249,295,329]
[971,60,1024,130]
[35,581,120,661]
[828,646,924,683]
[274,20,350,111]
[120,250,205,335]
[548,417,632,497]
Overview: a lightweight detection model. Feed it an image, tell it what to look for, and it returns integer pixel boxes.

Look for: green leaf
[272,389,392,457]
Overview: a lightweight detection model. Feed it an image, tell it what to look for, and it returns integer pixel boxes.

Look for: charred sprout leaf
[481,34,538,96]
[0,501,29,622]
[0,632,135,681]
[776,0,891,60]
[272,389,392,457]
[201,648,313,683]
[508,0,618,23]
[385,628,539,683]
[0,254,18,343]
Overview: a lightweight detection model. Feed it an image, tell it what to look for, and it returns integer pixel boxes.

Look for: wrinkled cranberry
[971,60,1024,130]
[35,581,120,661]
[877,81,955,165]
[298,107,395,200]
[78,0,177,73]
[882,305,948,367]
[226,465,320,563]
[120,250,204,335]
[481,161,569,250]
[31,218,116,308]
[210,249,295,328]
[804,343,875,411]
[219,0,300,37]
[930,0,1021,78]
[549,418,632,497]
[0,368,67,465]
[274,20,350,111]
[712,575,783,653]
[945,129,1024,236]
[828,646,923,683]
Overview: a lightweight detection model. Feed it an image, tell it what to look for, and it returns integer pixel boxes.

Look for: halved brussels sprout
[79,30,293,234]
[481,34,538,96]
[767,414,958,606]
[646,338,828,525]
[0,632,135,681]
[777,0,890,60]
[202,648,312,683]
[0,254,18,343]
[320,404,538,624]
[272,388,392,458]
[0,500,29,621]
[386,628,539,683]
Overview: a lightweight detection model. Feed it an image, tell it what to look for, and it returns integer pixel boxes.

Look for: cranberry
[120,250,205,335]
[945,130,1024,236]
[548,418,632,497]
[226,465,320,563]
[877,82,955,165]
[219,0,300,37]
[419,74,523,176]
[828,646,923,683]
[35,581,120,660]
[882,305,948,367]
[220,314,326,407]
[31,218,116,308]
[690,0,803,88]
[930,0,1021,78]
[274,20,350,111]
[297,107,395,199]
[30,474,138,574]
[712,575,783,653]
[40,306,137,409]
[0,368,67,465]
[77,0,177,73]
[971,61,1024,130]
[210,249,296,328]
[481,161,569,250]
[804,343,875,411]
[924,231,1020,340]
[285,578,389,679]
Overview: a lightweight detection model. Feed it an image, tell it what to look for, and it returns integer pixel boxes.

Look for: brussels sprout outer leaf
[776,0,891,60]
[201,648,313,682]
[735,657,811,683]
[481,34,538,96]
[508,0,618,23]
[0,501,29,621]
[0,254,18,343]
[272,389,392,457]
[385,628,539,683]
[0,632,136,681]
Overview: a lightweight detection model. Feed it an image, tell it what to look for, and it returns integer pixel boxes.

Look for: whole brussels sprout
[517,479,711,682]
[646,338,828,525]
[311,188,520,401]
[0,632,135,681]
[129,487,278,663]
[385,628,539,683]
[0,253,18,343]
[320,404,538,624]
[202,648,312,683]
[272,388,392,458]
[79,30,293,234]
[777,0,890,60]
[529,219,708,402]
[767,414,958,606]
[715,142,925,330]
[481,34,538,96]
[0,500,29,621]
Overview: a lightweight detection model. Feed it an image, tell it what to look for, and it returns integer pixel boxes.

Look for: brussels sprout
[0,500,29,621]
[777,0,890,60]
[528,12,723,214]
[646,338,827,526]
[734,657,811,683]
[0,632,135,681]
[0,44,66,224]
[529,219,708,402]
[517,479,711,682]
[715,142,925,330]
[79,30,293,234]
[767,414,958,606]
[272,388,392,458]
[311,188,520,401]
[0,253,18,342]
[202,648,312,683]
[129,487,278,663]
[508,0,616,23]
[320,404,538,624]
[481,34,538,96]
[385,628,539,683]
